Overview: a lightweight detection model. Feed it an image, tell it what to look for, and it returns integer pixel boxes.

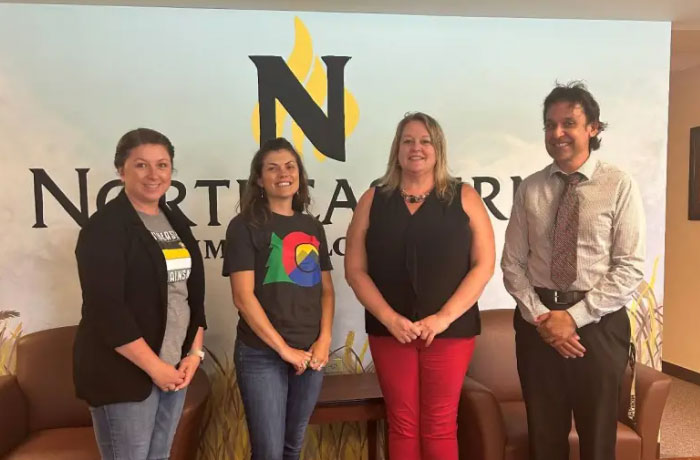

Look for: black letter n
[31,168,89,228]
[250,55,350,162]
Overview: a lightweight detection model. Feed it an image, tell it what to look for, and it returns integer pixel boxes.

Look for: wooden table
[309,373,387,460]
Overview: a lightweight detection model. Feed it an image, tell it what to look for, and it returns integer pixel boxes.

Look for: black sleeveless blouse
[365,184,480,338]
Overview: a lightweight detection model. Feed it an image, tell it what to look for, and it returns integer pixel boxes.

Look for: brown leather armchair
[0,325,210,460]
[458,309,671,460]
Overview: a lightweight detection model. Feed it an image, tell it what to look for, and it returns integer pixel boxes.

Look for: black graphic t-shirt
[222,212,333,350]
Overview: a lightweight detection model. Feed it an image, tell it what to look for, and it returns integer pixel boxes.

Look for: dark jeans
[234,339,324,460]
[514,307,630,460]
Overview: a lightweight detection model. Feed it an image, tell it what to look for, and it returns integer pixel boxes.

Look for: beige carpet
[660,376,700,457]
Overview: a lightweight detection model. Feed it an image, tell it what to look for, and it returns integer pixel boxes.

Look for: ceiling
[5,0,700,27]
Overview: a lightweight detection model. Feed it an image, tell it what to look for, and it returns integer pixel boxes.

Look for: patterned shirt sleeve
[567,174,646,327]
[501,181,551,324]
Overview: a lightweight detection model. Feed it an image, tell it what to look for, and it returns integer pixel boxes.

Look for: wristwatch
[188,348,205,362]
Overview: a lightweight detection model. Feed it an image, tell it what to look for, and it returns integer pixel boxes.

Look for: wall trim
[662,360,700,385]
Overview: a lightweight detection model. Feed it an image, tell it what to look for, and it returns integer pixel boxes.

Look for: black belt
[534,287,588,310]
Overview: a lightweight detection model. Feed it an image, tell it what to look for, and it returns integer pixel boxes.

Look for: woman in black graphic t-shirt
[223,137,335,460]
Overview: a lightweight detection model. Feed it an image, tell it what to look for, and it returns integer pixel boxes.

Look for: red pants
[369,335,475,460]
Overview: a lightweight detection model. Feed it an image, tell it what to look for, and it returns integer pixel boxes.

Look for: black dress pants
[514,306,630,460]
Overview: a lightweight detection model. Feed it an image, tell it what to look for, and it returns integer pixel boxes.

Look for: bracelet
[187,348,205,362]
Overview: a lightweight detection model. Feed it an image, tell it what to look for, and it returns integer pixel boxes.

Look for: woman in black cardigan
[73,128,206,460]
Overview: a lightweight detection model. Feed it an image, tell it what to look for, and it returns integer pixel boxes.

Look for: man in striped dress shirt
[501,82,646,460]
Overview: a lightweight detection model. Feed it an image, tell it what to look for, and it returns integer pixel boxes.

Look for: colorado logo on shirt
[264,231,321,287]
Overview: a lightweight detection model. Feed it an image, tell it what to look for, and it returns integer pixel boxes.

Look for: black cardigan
[73,190,206,406]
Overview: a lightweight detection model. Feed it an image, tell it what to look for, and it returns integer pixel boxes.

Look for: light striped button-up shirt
[501,155,646,328]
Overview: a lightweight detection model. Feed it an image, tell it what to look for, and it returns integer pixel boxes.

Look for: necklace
[400,188,431,204]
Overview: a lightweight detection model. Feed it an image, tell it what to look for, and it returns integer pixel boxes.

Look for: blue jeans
[235,339,324,460]
[89,385,187,460]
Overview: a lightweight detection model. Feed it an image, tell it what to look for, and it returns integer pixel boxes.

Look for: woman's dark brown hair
[239,137,311,226]
[114,128,174,169]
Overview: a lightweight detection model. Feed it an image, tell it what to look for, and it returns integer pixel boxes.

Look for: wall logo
[264,231,321,287]
[250,17,359,162]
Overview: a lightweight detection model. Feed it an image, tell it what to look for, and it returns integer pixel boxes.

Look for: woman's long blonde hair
[378,112,458,202]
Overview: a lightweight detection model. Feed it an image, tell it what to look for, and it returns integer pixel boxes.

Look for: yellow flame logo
[251,17,360,162]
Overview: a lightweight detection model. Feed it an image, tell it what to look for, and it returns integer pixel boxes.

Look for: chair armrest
[0,375,28,456]
[458,377,506,460]
[171,368,211,460]
[633,363,671,460]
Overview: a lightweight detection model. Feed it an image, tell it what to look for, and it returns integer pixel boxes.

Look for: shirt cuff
[520,302,551,325]
[567,301,595,328]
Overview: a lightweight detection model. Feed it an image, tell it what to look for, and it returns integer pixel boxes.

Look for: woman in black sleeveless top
[345,112,495,460]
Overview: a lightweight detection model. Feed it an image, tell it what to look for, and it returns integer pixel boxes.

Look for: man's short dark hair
[543,81,608,151]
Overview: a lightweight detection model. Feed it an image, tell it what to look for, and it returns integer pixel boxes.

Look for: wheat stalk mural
[627,257,662,370]
[0,310,22,376]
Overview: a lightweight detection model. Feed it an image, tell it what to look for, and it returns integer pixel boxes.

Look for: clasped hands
[535,310,586,358]
[386,312,451,347]
[280,336,330,375]
[150,354,201,393]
